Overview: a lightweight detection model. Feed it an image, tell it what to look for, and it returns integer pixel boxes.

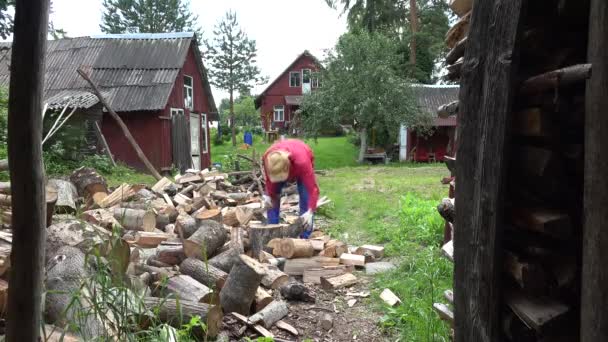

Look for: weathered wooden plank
[582,1,608,341]
[454,0,525,341]
[6,0,50,340]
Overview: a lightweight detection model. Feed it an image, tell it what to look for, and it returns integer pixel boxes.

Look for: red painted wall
[102,43,214,174]
[407,127,451,162]
[164,43,213,170]
[258,53,321,130]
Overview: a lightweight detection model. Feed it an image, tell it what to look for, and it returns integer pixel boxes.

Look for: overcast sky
[50,0,347,101]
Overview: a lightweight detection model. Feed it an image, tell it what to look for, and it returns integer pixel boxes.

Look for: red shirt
[263,139,319,211]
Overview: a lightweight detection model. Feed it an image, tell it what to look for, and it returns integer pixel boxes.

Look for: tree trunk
[175,213,197,239]
[183,220,227,259]
[208,246,241,273]
[358,127,367,163]
[6,2,49,338]
[47,179,78,213]
[230,89,237,147]
[409,0,418,68]
[142,297,223,338]
[153,274,215,304]
[113,208,156,232]
[279,238,314,259]
[219,255,266,315]
[261,265,289,289]
[155,245,186,266]
[249,224,287,259]
[180,258,227,290]
[69,167,109,209]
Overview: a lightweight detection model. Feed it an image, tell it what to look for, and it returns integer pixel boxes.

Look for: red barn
[0,32,217,174]
[254,50,322,132]
[403,84,459,162]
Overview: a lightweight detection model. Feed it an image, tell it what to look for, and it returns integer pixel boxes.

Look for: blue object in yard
[213,162,222,170]
[244,132,253,146]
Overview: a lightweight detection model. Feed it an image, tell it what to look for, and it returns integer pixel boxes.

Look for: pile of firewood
[436,0,590,341]
[0,161,389,340]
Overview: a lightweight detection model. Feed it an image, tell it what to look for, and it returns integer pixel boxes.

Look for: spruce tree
[204,11,266,146]
[100,0,200,35]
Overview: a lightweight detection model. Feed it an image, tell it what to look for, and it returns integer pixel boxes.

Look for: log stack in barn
[439,0,597,341]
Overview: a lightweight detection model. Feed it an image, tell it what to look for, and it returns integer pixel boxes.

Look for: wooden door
[190,113,200,170]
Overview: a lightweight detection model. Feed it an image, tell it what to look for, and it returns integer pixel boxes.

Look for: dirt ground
[220,273,387,342]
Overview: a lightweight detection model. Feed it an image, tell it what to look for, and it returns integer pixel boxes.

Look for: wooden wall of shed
[79,103,103,155]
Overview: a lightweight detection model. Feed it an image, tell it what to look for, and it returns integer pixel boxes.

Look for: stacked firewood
[437,0,590,341]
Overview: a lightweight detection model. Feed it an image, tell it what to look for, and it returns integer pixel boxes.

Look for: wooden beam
[6,0,50,341]
[76,68,163,181]
[454,0,524,341]
[582,1,608,341]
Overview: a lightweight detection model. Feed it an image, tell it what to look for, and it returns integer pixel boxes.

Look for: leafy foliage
[0,1,67,40]
[299,31,433,160]
[100,0,201,35]
[205,11,265,146]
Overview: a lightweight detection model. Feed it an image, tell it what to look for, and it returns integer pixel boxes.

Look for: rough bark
[81,209,122,231]
[155,245,186,266]
[113,208,156,232]
[219,255,266,315]
[254,287,274,312]
[175,213,197,239]
[357,127,367,163]
[279,238,314,259]
[208,247,241,273]
[180,258,227,290]
[143,297,223,338]
[249,300,288,328]
[249,224,287,258]
[183,220,227,259]
[47,179,78,213]
[69,167,109,208]
[261,265,289,289]
[153,275,215,304]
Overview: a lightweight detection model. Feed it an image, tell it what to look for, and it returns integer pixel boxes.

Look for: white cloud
[50,0,347,102]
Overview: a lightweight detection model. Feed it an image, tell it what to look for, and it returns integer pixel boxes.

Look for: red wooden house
[404,84,459,162]
[254,50,322,132]
[0,32,217,174]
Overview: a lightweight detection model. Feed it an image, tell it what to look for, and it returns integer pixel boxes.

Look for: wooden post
[582,1,608,341]
[6,0,50,341]
[454,1,524,341]
[76,68,163,181]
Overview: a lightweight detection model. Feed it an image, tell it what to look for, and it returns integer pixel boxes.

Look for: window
[183,75,193,110]
[311,72,321,88]
[171,108,184,116]
[201,113,208,153]
[289,72,301,87]
[274,105,285,122]
[302,69,311,83]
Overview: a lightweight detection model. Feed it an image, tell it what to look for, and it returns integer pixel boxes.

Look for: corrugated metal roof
[412,84,459,118]
[0,33,217,114]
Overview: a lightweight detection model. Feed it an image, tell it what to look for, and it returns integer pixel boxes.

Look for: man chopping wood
[263,139,319,238]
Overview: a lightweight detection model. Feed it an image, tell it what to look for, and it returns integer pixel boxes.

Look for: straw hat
[266,151,290,182]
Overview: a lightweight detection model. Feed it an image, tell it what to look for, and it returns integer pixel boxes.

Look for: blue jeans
[267,180,314,238]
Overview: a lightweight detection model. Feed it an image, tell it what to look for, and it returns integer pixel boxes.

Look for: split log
[78,68,163,180]
[230,226,245,254]
[81,209,122,231]
[511,208,572,240]
[70,167,108,208]
[354,245,384,259]
[504,289,569,333]
[183,220,227,259]
[222,208,240,227]
[279,282,315,302]
[254,287,274,312]
[151,177,175,194]
[445,10,471,49]
[175,213,197,239]
[219,255,266,315]
[321,273,358,290]
[194,208,222,224]
[155,245,185,266]
[113,208,156,232]
[433,303,454,327]
[437,198,455,223]
[249,300,288,328]
[143,297,223,338]
[47,179,77,213]
[250,224,288,258]
[261,265,289,289]
[309,239,325,251]
[280,238,314,259]
[100,183,144,208]
[259,250,275,263]
[180,258,227,290]
[446,37,467,65]
[380,289,402,307]
[135,232,170,248]
[231,312,274,338]
[442,240,454,262]
[235,206,254,226]
[173,193,192,207]
[303,265,353,284]
[154,275,215,304]
[276,320,298,336]
[339,253,366,266]
[284,257,340,276]
[208,247,241,273]
[520,64,592,96]
[156,206,179,231]
[438,100,460,119]
[320,240,348,258]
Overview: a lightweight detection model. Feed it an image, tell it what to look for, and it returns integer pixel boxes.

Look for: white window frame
[183,75,194,110]
[273,105,285,122]
[201,113,208,154]
[171,108,184,117]
[312,72,320,88]
[302,69,312,84]
[289,71,301,87]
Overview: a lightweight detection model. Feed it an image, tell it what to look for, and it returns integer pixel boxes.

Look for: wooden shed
[434,0,608,341]
[0,32,218,174]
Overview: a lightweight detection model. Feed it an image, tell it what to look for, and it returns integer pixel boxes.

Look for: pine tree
[205,11,266,147]
[100,0,200,35]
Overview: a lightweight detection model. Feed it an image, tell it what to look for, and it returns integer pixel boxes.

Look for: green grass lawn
[318,164,453,341]
[211,135,359,170]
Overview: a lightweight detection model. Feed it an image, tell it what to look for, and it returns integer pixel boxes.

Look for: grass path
[318,164,453,341]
